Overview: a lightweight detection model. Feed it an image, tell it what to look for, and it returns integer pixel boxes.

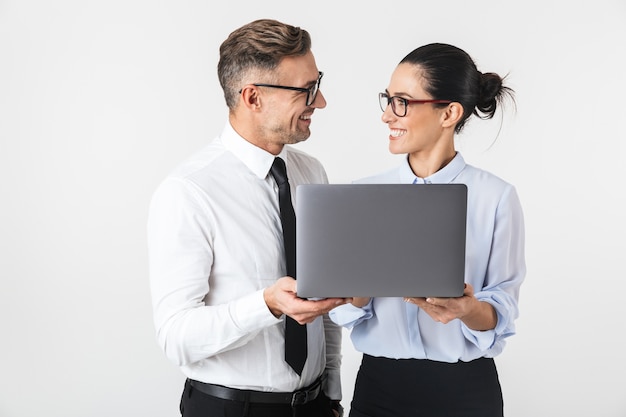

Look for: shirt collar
[221,122,282,179]
[401,152,467,184]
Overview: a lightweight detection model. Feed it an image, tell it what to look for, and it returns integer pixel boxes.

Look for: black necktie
[270,157,307,375]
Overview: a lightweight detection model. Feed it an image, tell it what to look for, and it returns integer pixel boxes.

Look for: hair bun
[476,73,503,117]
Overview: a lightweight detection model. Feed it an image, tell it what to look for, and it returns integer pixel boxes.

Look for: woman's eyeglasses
[379,92,451,117]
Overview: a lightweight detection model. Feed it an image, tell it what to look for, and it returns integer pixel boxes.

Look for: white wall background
[1,1,625,416]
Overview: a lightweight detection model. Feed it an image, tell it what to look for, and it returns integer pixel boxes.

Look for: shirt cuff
[328,303,371,328]
[323,368,342,401]
[231,289,282,332]
[460,300,509,350]
[461,325,497,350]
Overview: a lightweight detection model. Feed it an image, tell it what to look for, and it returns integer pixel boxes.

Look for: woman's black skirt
[349,354,504,417]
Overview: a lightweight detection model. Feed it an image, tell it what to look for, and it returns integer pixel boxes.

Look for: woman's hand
[404,283,496,330]
[350,297,371,308]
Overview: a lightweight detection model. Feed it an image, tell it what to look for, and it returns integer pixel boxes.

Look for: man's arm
[148,178,281,366]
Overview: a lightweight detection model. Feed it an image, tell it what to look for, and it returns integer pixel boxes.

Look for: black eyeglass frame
[241,71,323,106]
[379,92,452,117]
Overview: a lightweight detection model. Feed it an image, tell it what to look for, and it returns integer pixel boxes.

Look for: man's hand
[330,400,344,417]
[264,277,350,324]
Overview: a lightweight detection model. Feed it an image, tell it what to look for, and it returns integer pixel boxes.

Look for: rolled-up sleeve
[463,185,525,350]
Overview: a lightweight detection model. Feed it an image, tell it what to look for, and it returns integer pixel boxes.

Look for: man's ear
[441,102,464,128]
[239,85,261,110]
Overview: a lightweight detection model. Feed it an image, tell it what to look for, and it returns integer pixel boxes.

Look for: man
[148,19,347,417]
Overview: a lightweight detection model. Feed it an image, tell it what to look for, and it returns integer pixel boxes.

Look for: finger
[289,298,347,321]
[426,297,441,305]
[301,297,345,309]
[403,297,415,304]
[404,297,425,303]
[463,283,473,296]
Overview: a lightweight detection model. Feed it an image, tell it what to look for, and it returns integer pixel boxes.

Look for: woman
[329,43,525,417]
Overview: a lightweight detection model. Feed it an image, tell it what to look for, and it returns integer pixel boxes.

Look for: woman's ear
[441,102,464,128]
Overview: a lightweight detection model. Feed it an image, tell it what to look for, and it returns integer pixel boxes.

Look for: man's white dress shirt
[148,122,341,398]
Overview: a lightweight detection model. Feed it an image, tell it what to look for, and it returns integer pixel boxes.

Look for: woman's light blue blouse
[329,153,526,362]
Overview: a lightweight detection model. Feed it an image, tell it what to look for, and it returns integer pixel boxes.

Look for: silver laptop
[295,183,467,298]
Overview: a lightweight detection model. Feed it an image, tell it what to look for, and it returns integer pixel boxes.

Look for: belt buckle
[290,390,308,407]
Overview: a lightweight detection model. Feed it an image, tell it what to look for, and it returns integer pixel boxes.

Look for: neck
[230,115,284,155]
[408,149,456,179]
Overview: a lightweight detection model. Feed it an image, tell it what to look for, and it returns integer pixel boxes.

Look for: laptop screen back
[295,183,467,298]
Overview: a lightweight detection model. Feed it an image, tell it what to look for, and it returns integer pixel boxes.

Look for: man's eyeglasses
[379,92,451,117]
[244,71,323,106]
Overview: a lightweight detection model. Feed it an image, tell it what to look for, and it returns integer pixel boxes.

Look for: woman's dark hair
[400,43,515,133]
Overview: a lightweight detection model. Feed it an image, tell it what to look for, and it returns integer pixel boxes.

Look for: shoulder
[460,163,522,211]
[284,145,323,167]
[461,163,514,191]
[283,145,328,183]
[152,138,236,203]
[168,139,229,179]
